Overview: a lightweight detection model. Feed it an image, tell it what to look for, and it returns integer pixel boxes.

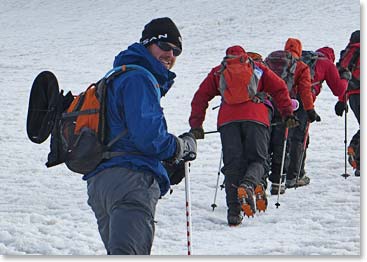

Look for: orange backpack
[27,65,158,175]
[218,55,262,105]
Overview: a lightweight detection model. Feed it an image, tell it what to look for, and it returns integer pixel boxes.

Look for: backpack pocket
[64,127,106,174]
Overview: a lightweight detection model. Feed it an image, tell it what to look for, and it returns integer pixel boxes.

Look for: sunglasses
[156,41,182,57]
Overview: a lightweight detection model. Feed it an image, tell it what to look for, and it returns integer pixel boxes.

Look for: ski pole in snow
[184,162,192,255]
[341,93,351,179]
[295,121,310,188]
[211,151,223,211]
[275,127,289,208]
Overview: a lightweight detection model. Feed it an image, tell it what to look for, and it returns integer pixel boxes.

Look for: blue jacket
[83,43,178,196]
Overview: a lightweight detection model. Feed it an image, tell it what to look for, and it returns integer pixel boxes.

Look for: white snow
[0,0,362,258]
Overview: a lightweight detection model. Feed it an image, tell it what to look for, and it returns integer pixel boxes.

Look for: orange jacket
[284,38,314,110]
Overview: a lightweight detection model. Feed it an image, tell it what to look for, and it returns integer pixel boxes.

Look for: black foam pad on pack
[26,71,60,144]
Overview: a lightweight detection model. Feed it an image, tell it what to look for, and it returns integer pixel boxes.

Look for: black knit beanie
[140,17,182,51]
[350,30,360,44]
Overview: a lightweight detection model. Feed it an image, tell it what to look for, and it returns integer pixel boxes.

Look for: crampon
[254,184,268,212]
[237,185,256,217]
[347,146,357,169]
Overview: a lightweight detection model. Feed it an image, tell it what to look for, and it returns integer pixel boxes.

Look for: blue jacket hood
[113,43,176,95]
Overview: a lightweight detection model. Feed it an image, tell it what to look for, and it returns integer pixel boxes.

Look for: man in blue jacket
[84,17,197,255]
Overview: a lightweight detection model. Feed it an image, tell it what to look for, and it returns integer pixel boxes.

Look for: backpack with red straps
[218,55,262,105]
[337,44,360,90]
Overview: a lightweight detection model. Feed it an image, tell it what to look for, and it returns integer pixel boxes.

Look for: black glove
[162,160,185,185]
[306,109,321,123]
[190,127,204,139]
[339,68,352,81]
[334,101,347,116]
[284,115,300,128]
[175,132,197,162]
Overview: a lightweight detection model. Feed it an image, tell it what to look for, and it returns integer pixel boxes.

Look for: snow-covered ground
[0,0,362,258]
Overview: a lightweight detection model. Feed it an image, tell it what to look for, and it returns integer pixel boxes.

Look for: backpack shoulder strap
[348,47,360,71]
[104,65,161,100]
[100,65,160,159]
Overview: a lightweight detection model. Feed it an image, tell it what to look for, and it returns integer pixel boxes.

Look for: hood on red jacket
[349,30,360,44]
[226,45,248,59]
[284,38,302,58]
[316,46,335,62]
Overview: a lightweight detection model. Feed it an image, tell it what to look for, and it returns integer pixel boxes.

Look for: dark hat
[350,30,360,44]
[140,17,182,51]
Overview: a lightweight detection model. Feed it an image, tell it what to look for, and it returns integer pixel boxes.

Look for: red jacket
[284,38,314,111]
[311,47,348,101]
[189,46,293,129]
[337,42,360,102]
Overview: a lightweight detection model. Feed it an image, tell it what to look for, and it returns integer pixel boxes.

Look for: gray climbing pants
[87,167,161,255]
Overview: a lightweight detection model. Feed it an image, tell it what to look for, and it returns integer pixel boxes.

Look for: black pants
[269,100,309,183]
[219,121,269,215]
[287,104,309,180]
[349,94,360,169]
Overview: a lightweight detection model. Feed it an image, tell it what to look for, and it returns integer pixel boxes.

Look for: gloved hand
[334,101,347,116]
[190,127,204,139]
[175,132,197,162]
[339,68,352,81]
[306,109,321,123]
[284,115,300,128]
[162,160,185,185]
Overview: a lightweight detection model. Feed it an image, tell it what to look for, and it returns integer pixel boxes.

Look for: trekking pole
[204,130,219,135]
[184,162,193,255]
[341,93,351,179]
[211,151,223,211]
[294,121,310,189]
[275,127,289,208]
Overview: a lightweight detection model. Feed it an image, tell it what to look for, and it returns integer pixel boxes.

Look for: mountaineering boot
[285,175,311,188]
[270,183,285,195]
[237,184,256,217]
[347,146,357,169]
[355,169,360,177]
[227,212,243,227]
[254,184,268,212]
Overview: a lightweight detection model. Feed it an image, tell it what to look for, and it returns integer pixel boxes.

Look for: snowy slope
[0,0,361,256]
